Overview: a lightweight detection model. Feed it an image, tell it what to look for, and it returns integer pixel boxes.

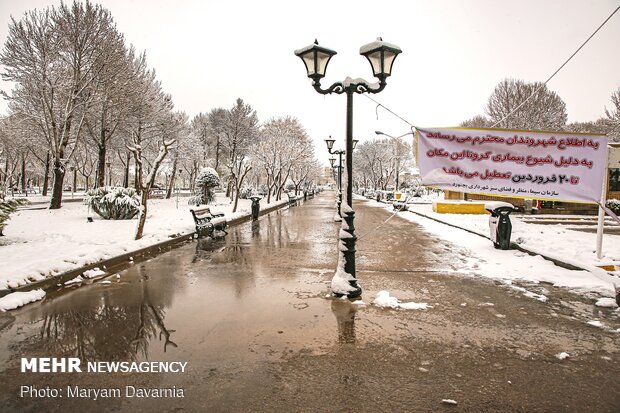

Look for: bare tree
[1,1,124,208]
[485,78,567,130]
[566,119,610,135]
[254,116,312,202]
[219,99,258,212]
[123,53,176,240]
[83,39,132,188]
[460,115,493,128]
[605,87,620,142]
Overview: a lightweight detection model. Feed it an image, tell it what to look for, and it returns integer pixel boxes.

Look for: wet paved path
[0,193,619,412]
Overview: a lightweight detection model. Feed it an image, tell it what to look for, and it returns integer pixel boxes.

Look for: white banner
[417,127,608,203]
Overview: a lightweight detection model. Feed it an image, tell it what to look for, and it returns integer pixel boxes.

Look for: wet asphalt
[0,192,619,412]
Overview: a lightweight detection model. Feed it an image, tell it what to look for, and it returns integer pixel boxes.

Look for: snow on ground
[365,199,619,299]
[0,289,45,311]
[0,193,288,291]
[372,290,432,310]
[407,202,620,267]
[595,297,619,308]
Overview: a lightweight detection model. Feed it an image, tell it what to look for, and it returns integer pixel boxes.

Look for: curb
[0,195,306,298]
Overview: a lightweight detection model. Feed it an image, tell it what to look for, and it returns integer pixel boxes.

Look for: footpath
[0,192,307,306]
[370,197,620,303]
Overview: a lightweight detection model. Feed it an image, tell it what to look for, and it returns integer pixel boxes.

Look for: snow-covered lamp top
[359,37,402,79]
[294,40,337,80]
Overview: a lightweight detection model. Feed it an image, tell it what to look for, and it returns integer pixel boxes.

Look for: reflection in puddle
[331,300,357,344]
[10,266,178,363]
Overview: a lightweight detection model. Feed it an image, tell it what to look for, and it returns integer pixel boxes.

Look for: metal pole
[175,173,179,209]
[338,89,360,297]
[596,169,608,259]
[337,152,343,217]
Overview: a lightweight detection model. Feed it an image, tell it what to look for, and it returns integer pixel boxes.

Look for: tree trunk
[166,156,178,199]
[123,152,130,188]
[166,167,177,199]
[42,152,50,196]
[226,178,233,198]
[135,189,149,240]
[232,184,240,212]
[190,160,198,193]
[49,161,66,209]
[97,145,106,187]
[215,138,220,171]
[20,154,26,194]
[2,157,7,188]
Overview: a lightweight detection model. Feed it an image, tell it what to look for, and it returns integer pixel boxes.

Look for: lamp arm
[312,77,388,95]
[327,148,345,155]
[312,80,345,95]
[352,79,387,94]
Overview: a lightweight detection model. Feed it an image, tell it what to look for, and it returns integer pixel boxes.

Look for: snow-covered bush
[240,186,253,199]
[0,198,29,236]
[85,187,140,220]
[191,167,220,206]
[607,199,620,215]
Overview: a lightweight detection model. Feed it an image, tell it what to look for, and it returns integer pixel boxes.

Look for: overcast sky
[1,0,619,164]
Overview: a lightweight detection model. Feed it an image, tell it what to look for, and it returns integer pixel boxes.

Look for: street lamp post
[69,165,75,199]
[295,38,401,298]
[327,137,357,222]
[328,156,341,220]
[176,168,182,209]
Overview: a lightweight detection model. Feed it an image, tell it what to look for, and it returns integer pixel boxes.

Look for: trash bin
[484,201,514,250]
[250,196,262,221]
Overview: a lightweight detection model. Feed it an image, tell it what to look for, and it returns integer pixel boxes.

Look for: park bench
[287,193,297,206]
[392,200,408,211]
[190,206,228,238]
[149,188,166,199]
[392,194,409,211]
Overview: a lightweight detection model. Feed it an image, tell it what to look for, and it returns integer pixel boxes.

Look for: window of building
[610,169,620,192]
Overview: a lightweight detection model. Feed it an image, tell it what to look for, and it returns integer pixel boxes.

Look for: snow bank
[595,297,618,308]
[372,290,431,310]
[0,194,288,292]
[331,250,359,295]
[83,268,105,279]
[370,201,618,298]
[0,289,45,311]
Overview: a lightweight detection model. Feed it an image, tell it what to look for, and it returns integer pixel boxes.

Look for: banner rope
[362,4,620,131]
